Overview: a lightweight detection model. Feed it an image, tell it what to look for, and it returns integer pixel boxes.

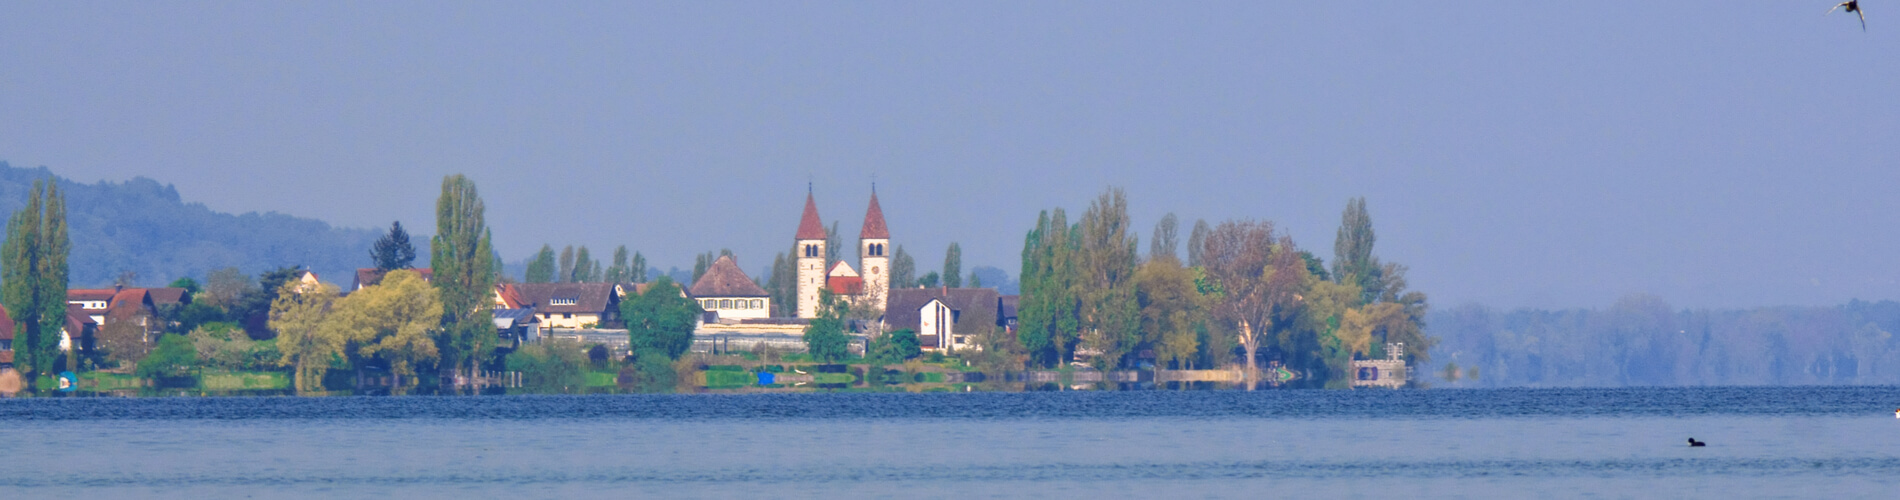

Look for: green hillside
[0,161,381,288]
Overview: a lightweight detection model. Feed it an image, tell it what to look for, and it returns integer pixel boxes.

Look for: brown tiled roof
[860,192,889,239]
[0,305,13,341]
[147,287,190,306]
[827,275,864,296]
[885,287,1002,336]
[495,284,528,309]
[796,192,827,240]
[68,289,118,302]
[508,283,620,314]
[689,256,769,298]
[107,289,152,321]
[355,268,433,290]
[615,283,652,297]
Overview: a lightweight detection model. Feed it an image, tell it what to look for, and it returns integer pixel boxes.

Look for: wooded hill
[0,161,380,287]
[1429,296,1900,387]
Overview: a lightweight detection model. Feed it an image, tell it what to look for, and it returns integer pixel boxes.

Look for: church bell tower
[794,190,827,319]
[858,190,891,313]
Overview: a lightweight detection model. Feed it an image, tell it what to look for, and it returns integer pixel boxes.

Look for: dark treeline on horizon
[1429,296,1900,387]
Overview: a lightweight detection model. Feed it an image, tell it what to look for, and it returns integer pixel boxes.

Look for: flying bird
[1830,1,1867,31]
[1687,438,1707,447]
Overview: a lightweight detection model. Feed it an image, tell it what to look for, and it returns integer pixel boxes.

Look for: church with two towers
[792,190,891,318]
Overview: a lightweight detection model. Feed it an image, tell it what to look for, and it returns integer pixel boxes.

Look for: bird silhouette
[1830,1,1867,31]
[1687,438,1707,447]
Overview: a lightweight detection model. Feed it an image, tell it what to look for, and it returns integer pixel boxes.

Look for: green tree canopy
[621,275,701,359]
[328,269,443,383]
[803,290,851,363]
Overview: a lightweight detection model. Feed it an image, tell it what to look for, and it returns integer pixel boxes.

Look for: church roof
[860,192,890,239]
[690,255,770,298]
[796,192,827,240]
[827,261,859,278]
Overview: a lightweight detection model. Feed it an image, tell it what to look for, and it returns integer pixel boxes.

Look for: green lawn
[811,372,856,385]
[199,371,289,391]
[80,372,143,391]
[704,370,756,388]
[586,371,618,387]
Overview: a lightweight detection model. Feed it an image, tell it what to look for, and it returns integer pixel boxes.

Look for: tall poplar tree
[557,246,576,283]
[573,246,597,283]
[1150,213,1179,262]
[889,245,916,289]
[2,180,68,376]
[630,251,647,283]
[1187,219,1211,268]
[431,175,498,383]
[604,246,631,283]
[767,248,795,317]
[1018,209,1080,367]
[1332,197,1383,303]
[1075,188,1141,369]
[524,244,556,283]
[942,242,963,288]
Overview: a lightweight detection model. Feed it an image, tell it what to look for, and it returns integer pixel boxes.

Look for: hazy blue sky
[2,2,1895,308]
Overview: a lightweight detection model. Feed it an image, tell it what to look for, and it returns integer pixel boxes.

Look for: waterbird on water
[1687,438,1706,447]
[1830,1,1867,31]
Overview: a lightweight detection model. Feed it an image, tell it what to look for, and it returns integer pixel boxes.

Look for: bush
[137,334,198,379]
[506,340,588,393]
[868,329,922,365]
[618,348,677,393]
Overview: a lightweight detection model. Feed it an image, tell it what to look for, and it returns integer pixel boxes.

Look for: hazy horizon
[4,2,1896,309]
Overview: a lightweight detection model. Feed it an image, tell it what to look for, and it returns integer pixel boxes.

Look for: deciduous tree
[803,290,851,363]
[1203,220,1275,387]
[327,270,443,385]
[2,179,69,375]
[1075,188,1141,369]
[1136,257,1201,369]
[525,244,556,284]
[942,242,963,288]
[1150,213,1179,262]
[431,174,498,383]
[558,246,576,283]
[621,276,701,359]
[890,245,916,289]
[270,281,340,392]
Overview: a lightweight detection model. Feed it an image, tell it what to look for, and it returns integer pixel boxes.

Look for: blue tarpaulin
[757,372,774,385]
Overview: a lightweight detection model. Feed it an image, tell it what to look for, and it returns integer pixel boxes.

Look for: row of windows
[866,243,886,257]
[549,298,577,306]
[703,299,765,310]
[803,244,821,257]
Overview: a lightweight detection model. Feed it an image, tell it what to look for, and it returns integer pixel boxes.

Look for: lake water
[3,387,1898,498]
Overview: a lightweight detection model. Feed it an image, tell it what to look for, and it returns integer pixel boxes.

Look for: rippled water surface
[4,387,1898,498]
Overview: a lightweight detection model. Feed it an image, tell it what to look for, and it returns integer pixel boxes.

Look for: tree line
[523,243,648,284]
[1004,188,1431,388]
[1431,296,1900,387]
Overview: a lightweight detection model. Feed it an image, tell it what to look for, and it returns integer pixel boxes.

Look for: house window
[751,299,762,309]
[563,313,572,319]
[702,300,715,309]
[550,298,578,306]
[719,299,732,309]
